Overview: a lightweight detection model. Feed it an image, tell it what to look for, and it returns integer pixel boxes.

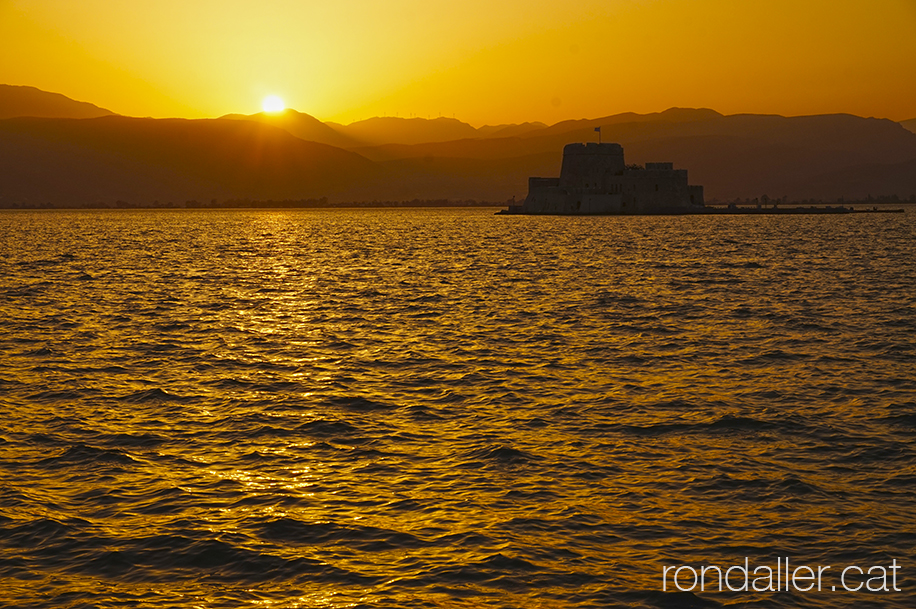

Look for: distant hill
[477,122,547,138]
[524,107,725,139]
[329,116,479,146]
[220,109,359,149]
[0,84,114,119]
[372,152,560,201]
[901,118,916,134]
[224,112,546,147]
[800,158,916,200]
[350,109,916,200]
[0,116,381,206]
[2,86,915,203]
[350,108,733,162]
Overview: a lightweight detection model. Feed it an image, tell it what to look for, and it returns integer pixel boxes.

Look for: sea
[1,208,914,608]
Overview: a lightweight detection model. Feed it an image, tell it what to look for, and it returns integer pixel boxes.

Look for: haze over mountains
[2,85,916,206]
[221,110,548,147]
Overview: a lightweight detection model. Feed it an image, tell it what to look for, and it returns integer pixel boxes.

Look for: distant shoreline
[2,198,914,211]
[0,199,508,210]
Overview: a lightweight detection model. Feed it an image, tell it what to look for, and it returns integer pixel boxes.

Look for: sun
[262,95,285,113]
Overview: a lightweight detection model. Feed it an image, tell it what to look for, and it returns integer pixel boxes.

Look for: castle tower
[513,142,703,214]
[559,143,625,191]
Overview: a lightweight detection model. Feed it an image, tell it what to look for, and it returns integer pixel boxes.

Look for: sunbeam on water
[0,208,914,608]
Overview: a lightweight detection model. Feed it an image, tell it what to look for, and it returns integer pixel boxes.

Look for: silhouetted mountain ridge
[527,107,725,138]
[348,110,916,199]
[2,85,915,204]
[0,116,381,205]
[220,109,359,149]
[901,118,916,135]
[328,116,479,146]
[476,122,548,138]
[0,84,114,119]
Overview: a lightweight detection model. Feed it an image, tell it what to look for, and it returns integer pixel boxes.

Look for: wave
[119,388,198,403]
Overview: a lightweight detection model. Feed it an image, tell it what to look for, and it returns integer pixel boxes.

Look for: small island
[500,143,903,215]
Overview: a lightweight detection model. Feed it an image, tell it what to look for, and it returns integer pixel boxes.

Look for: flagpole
[595,126,601,144]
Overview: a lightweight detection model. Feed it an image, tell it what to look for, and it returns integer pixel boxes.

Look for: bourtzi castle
[504,142,704,214]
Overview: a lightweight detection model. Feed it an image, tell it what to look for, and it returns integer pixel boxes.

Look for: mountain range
[2,85,916,206]
[0,85,114,120]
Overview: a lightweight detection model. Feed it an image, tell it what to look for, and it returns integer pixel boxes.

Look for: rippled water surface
[1,208,915,608]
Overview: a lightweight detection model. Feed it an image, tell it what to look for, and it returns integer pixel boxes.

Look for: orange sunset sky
[2,0,915,125]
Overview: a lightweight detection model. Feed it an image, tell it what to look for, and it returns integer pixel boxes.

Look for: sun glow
[262,95,285,113]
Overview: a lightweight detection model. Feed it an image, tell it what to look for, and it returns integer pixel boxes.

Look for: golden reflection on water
[0,210,914,607]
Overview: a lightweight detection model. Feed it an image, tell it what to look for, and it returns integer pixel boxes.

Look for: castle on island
[502,142,704,215]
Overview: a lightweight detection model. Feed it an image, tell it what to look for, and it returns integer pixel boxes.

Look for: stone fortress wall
[517,143,704,214]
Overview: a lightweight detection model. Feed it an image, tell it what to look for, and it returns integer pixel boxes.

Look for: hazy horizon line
[4,83,915,128]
